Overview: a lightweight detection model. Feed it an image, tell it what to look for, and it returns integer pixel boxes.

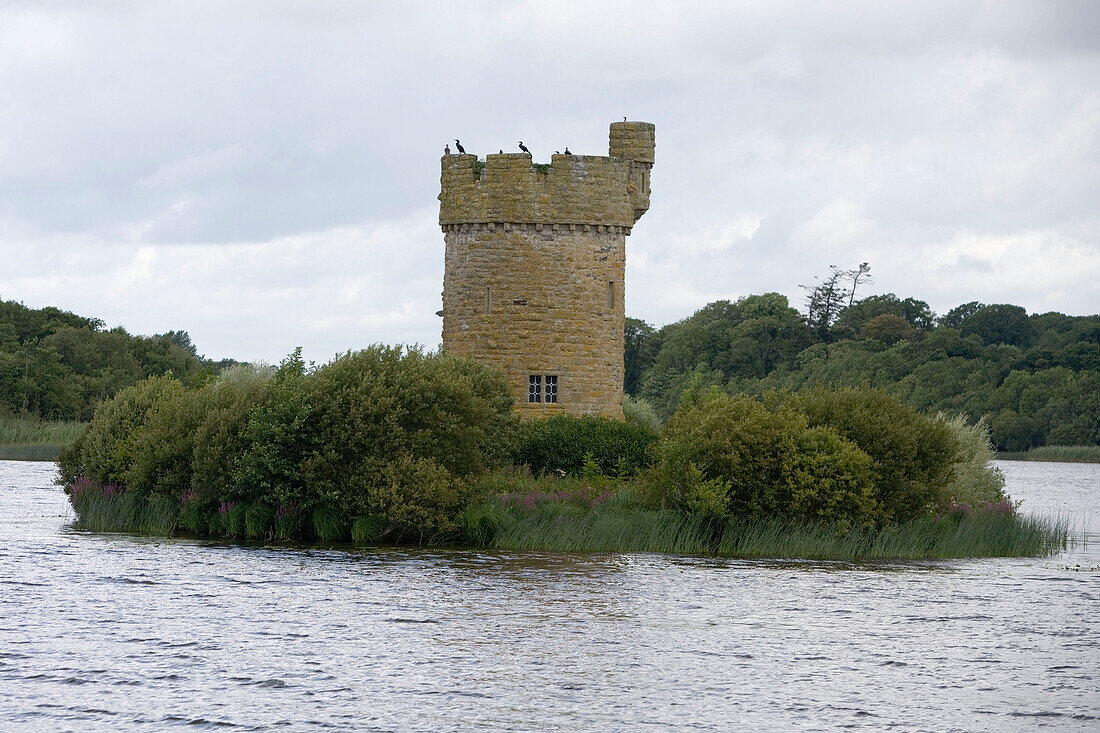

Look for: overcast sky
[2,1,1097,363]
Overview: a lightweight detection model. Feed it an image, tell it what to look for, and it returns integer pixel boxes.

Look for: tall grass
[997,445,1100,463]
[0,413,86,461]
[70,491,178,535]
[466,502,1069,560]
[0,444,67,461]
[484,503,714,554]
[717,514,1069,560]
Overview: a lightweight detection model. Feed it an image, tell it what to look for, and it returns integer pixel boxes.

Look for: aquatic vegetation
[997,445,1100,463]
[468,496,1068,560]
[312,505,349,542]
[0,413,87,461]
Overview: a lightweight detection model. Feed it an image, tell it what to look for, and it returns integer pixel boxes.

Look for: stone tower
[439,121,654,418]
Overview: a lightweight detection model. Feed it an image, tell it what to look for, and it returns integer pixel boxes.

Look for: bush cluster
[513,413,657,477]
[60,346,516,542]
[642,387,1007,527]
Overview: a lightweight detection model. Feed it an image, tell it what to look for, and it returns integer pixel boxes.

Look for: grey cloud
[1,1,1097,361]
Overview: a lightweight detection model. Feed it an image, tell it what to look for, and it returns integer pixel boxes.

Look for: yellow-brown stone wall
[441,224,626,418]
[439,153,646,229]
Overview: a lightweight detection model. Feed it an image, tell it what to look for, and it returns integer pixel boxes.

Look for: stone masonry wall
[442,225,626,417]
[439,121,654,418]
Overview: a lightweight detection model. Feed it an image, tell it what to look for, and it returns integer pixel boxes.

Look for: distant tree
[801,266,847,341]
[845,262,872,308]
[837,293,935,334]
[938,301,983,329]
[859,314,919,345]
[800,263,873,341]
[624,318,659,395]
[0,298,226,420]
[160,330,199,357]
[962,304,1032,347]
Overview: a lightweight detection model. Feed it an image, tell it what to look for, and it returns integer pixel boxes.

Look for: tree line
[0,298,236,421]
[626,266,1099,451]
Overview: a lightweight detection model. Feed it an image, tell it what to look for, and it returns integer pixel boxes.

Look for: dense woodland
[0,298,235,422]
[627,266,1099,451]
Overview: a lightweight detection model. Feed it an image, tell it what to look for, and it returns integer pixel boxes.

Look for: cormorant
[444,144,450,155]
[454,139,465,154]
[622,116,627,122]
[554,151,560,155]
[518,141,530,154]
[564,147,572,155]
[499,149,503,154]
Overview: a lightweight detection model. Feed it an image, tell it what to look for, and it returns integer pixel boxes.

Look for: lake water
[1,459,1097,731]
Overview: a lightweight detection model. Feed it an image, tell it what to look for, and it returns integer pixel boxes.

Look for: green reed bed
[717,513,1069,560]
[997,445,1100,463]
[70,487,179,536]
[465,498,1070,560]
[0,414,86,461]
[479,503,714,555]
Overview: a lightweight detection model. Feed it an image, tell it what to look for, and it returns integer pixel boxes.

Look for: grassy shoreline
[996,446,1100,463]
[0,415,86,461]
[68,487,1071,561]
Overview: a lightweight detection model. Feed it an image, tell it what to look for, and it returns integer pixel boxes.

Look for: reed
[486,503,714,555]
[312,505,350,542]
[0,414,86,461]
[997,445,1100,463]
[468,500,1070,560]
[717,513,1069,560]
[0,444,67,461]
[70,490,178,535]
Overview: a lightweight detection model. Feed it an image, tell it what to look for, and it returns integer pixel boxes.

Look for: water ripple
[0,459,1097,731]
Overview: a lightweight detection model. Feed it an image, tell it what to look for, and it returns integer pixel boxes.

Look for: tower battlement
[439,121,654,229]
[439,121,655,418]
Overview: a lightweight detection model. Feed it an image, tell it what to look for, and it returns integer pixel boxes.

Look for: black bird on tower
[518,141,530,154]
[454,139,465,154]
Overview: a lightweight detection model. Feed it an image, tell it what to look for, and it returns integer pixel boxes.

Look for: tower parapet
[439,121,655,418]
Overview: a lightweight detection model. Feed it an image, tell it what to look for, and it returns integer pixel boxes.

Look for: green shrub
[59,345,518,544]
[781,426,876,526]
[644,394,806,518]
[785,387,959,521]
[623,395,662,432]
[937,415,1007,507]
[644,392,889,525]
[190,365,274,502]
[59,374,182,489]
[515,414,657,477]
[122,381,207,498]
[297,346,516,531]
[232,352,317,509]
[365,456,472,542]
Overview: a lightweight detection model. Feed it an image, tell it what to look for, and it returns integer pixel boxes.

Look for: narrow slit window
[528,375,542,403]
[608,281,615,310]
[485,286,492,314]
[545,375,558,403]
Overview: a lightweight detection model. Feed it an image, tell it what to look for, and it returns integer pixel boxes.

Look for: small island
[41,121,1076,559]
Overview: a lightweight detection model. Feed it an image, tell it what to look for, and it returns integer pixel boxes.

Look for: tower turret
[439,121,655,417]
